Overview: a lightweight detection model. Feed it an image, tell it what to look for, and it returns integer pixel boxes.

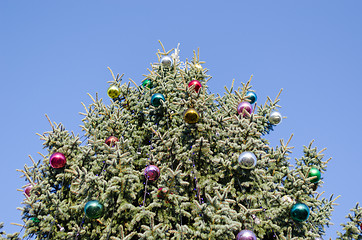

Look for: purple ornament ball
[144,165,160,181]
[237,102,253,116]
[49,152,66,169]
[236,229,257,240]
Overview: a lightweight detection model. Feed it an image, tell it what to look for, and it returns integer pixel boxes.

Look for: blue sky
[1,1,361,238]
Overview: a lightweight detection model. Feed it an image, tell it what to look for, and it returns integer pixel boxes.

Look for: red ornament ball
[105,136,119,147]
[237,102,252,116]
[188,80,202,93]
[157,187,168,199]
[360,222,362,231]
[144,165,160,181]
[24,185,32,197]
[49,152,66,169]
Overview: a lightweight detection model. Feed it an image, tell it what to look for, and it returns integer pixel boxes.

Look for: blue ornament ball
[290,203,310,222]
[151,93,165,107]
[246,91,257,104]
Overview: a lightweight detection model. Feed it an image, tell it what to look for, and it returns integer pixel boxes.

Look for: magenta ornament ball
[49,152,66,169]
[144,165,160,181]
[236,229,257,240]
[24,185,32,197]
[237,102,252,116]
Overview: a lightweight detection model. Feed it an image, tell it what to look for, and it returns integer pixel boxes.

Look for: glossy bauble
[269,111,282,125]
[49,152,66,169]
[144,165,160,181]
[246,91,257,104]
[315,237,323,240]
[184,108,200,124]
[160,56,173,68]
[188,80,202,93]
[105,136,119,147]
[290,203,310,222]
[142,79,153,89]
[238,151,257,169]
[151,93,165,107]
[360,222,362,231]
[237,102,252,116]
[24,185,32,197]
[107,85,120,99]
[308,167,321,183]
[194,63,203,71]
[84,200,104,219]
[157,187,169,199]
[30,217,40,224]
[236,229,257,240]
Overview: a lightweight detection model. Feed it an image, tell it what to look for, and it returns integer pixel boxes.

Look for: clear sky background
[0,1,361,238]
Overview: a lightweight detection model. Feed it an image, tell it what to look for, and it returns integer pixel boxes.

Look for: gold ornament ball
[107,85,120,99]
[195,63,203,71]
[184,108,200,124]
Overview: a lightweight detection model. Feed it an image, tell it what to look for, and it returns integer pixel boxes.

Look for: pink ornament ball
[237,102,253,116]
[236,229,257,240]
[144,165,160,181]
[24,185,32,196]
[49,152,66,169]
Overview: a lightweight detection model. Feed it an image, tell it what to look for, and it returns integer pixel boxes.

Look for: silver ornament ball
[238,151,257,169]
[160,56,173,68]
[236,229,257,240]
[269,111,282,125]
[315,238,323,240]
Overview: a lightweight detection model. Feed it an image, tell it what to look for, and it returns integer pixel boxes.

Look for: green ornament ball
[290,203,310,222]
[84,200,104,219]
[308,167,321,183]
[142,79,153,89]
[30,217,40,223]
[107,85,120,99]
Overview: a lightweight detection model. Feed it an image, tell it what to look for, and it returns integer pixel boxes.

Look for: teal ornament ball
[151,93,165,107]
[246,91,257,104]
[308,167,321,183]
[84,200,104,219]
[290,203,310,222]
[142,79,153,89]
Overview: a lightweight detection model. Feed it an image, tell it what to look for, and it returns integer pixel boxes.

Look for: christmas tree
[4,42,361,239]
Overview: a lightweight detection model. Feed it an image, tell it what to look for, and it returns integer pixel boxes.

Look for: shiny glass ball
[50,152,66,169]
[290,203,310,222]
[151,93,165,107]
[236,229,257,240]
[145,165,160,181]
[30,217,40,224]
[24,185,32,197]
[184,108,200,124]
[315,237,323,240]
[194,63,203,71]
[308,167,321,183]
[269,111,282,125]
[105,136,119,147]
[160,56,173,68]
[107,85,121,99]
[237,102,252,116]
[188,80,202,93]
[238,151,257,169]
[84,200,104,219]
[157,187,169,199]
[142,79,153,89]
[246,91,257,104]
